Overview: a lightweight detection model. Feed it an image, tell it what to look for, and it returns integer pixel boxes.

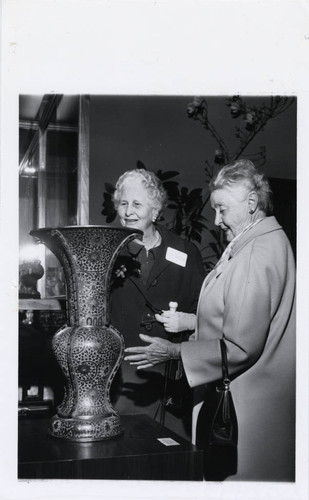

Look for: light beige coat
[181,216,296,481]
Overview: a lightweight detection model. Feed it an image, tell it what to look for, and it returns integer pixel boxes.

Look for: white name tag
[165,247,188,267]
[157,437,180,446]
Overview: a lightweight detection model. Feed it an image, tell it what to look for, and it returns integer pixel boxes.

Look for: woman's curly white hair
[113,168,168,214]
[210,159,273,215]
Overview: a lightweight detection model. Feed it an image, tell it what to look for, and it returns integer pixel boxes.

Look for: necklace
[134,228,161,251]
[139,230,161,255]
[143,230,161,251]
[214,217,265,276]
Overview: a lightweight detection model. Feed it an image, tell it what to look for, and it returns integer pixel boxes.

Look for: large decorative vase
[30,225,141,441]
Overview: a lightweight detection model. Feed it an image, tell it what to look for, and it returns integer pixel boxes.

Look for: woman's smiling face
[117,179,157,235]
[210,184,252,242]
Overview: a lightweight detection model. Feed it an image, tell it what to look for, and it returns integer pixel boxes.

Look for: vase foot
[48,414,123,441]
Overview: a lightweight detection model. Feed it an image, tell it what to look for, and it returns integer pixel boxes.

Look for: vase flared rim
[30,225,143,235]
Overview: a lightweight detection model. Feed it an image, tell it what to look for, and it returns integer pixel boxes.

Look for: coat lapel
[230,216,282,259]
[198,217,282,299]
[145,225,186,289]
[145,240,171,289]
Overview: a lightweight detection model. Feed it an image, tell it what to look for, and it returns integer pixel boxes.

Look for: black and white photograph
[1,1,308,500]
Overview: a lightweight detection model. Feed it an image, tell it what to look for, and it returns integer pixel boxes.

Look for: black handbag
[196,338,238,480]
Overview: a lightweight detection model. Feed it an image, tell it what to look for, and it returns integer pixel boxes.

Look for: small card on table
[157,437,180,446]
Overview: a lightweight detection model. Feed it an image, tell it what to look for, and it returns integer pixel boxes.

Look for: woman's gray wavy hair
[113,168,168,213]
[209,159,273,215]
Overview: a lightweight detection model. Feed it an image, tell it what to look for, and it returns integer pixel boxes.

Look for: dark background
[88,95,296,254]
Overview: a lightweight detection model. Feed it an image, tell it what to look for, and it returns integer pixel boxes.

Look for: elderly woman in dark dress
[125,160,296,481]
[110,168,205,438]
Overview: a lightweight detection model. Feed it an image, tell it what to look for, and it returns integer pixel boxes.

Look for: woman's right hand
[124,333,181,369]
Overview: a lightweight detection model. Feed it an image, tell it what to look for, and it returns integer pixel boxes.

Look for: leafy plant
[102,182,117,223]
[186,95,295,270]
[101,95,295,273]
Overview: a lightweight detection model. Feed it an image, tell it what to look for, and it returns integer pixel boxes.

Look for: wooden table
[18,414,203,480]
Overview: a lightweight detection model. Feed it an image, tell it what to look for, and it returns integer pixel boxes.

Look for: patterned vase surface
[30,225,142,442]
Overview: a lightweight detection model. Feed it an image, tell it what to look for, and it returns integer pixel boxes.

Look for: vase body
[30,225,141,441]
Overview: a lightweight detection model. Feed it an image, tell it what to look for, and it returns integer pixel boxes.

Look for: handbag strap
[219,338,229,382]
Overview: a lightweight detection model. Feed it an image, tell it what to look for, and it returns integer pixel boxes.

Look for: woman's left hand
[124,334,181,369]
[155,311,196,332]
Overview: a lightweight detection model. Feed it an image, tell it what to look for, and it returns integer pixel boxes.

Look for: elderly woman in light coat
[124,159,296,482]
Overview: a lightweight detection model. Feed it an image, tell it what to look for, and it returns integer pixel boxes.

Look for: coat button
[151,279,157,286]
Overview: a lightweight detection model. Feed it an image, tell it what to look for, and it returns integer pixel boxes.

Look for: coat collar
[229,216,282,259]
[198,216,282,293]
[120,225,186,290]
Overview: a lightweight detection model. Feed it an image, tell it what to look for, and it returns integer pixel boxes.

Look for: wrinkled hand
[124,334,181,370]
[155,311,196,333]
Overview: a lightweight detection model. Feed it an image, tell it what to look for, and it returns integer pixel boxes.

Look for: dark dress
[110,224,205,439]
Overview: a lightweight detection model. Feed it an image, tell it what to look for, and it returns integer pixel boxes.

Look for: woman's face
[117,179,157,235]
[210,184,252,242]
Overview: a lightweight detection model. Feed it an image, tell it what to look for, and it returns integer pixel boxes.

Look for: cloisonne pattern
[30,226,141,441]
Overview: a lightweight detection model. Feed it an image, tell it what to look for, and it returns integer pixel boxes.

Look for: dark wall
[270,178,296,257]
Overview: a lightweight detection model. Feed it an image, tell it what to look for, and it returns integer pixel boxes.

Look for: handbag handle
[219,338,230,386]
